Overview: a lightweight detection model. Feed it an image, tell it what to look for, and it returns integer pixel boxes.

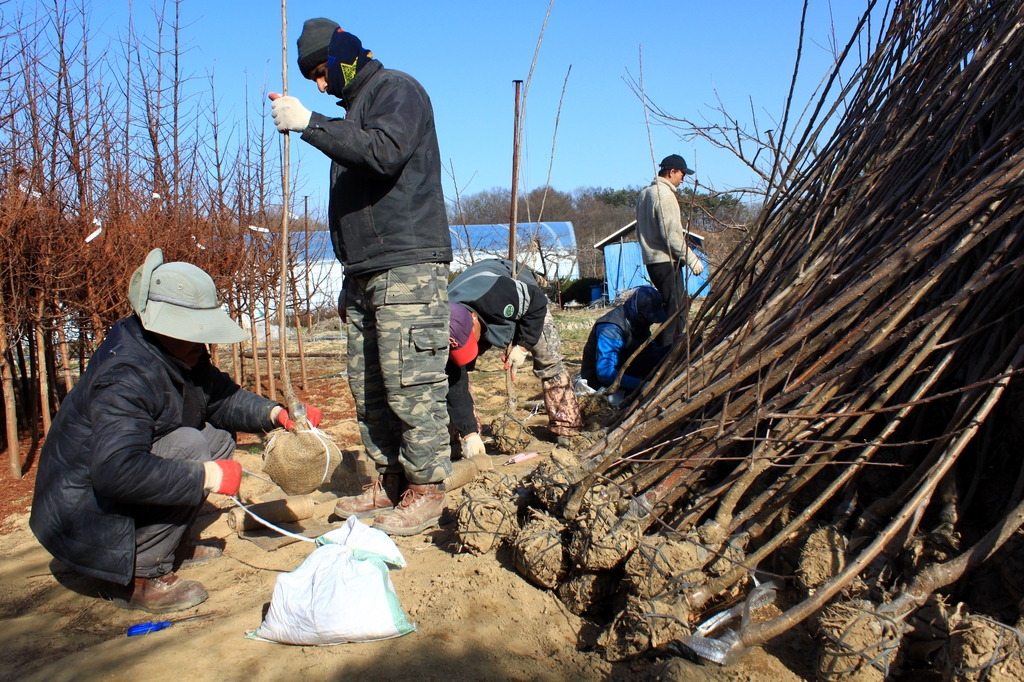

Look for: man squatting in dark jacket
[30,249,319,614]
[446,259,582,443]
[270,20,453,536]
[580,286,670,397]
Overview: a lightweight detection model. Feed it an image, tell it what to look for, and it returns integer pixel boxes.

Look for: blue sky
[86,0,870,212]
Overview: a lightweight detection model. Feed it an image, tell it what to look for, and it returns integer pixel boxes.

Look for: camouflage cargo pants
[525,309,582,436]
[525,309,567,380]
[343,263,452,485]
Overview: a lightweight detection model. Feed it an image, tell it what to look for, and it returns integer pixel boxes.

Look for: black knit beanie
[297,18,340,79]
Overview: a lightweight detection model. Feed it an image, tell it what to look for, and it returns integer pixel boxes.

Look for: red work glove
[203,460,242,496]
[275,404,322,431]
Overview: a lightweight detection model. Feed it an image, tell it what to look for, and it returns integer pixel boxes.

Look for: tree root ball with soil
[512,511,567,589]
[489,412,533,454]
[816,600,903,682]
[569,487,643,571]
[528,450,584,516]
[625,535,706,601]
[598,594,692,662]
[455,472,521,555]
[556,569,620,616]
[944,614,1024,682]
[798,526,849,596]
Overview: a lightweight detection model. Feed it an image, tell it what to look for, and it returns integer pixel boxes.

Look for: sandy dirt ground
[0,310,814,681]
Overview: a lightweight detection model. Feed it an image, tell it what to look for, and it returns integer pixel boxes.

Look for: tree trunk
[25,332,40,445]
[44,325,61,409]
[262,279,276,400]
[0,309,20,478]
[34,321,51,432]
[290,278,308,390]
[249,308,262,397]
[35,300,52,436]
[56,313,74,393]
[13,342,30,428]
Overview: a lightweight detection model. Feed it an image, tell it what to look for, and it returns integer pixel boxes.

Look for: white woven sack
[249,517,414,645]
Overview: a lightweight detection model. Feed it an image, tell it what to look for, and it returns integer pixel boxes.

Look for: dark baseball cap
[449,303,479,366]
[659,154,694,175]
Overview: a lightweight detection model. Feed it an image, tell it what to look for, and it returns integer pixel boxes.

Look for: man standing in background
[636,154,706,346]
[269,20,453,536]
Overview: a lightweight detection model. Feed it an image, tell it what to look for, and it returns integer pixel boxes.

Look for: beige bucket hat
[128,248,248,344]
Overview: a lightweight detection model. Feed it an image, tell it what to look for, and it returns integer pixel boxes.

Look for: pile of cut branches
[498,0,1024,675]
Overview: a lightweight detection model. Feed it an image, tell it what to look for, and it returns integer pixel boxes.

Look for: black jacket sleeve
[194,361,279,433]
[89,364,206,507]
[301,78,429,178]
[514,283,549,349]
[446,358,477,438]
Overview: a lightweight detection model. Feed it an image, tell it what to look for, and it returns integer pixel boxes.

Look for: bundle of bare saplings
[458,1,1024,678]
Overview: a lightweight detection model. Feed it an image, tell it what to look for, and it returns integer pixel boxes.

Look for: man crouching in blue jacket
[30,249,313,614]
[580,286,671,397]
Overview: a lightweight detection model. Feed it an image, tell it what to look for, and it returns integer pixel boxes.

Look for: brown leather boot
[543,373,583,437]
[334,472,404,519]
[110,573,208,614]
[373,483,445,536]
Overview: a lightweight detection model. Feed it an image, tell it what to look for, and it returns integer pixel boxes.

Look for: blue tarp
[602,242,707,301]
[448,222,576,253]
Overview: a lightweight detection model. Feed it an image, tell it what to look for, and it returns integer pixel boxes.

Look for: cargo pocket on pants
[401,324,448,387]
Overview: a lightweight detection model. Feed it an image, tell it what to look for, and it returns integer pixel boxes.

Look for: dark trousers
[132,424,235,577]
[646,261,687,346]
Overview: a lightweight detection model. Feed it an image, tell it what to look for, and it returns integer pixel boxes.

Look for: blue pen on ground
[126,611,219,637]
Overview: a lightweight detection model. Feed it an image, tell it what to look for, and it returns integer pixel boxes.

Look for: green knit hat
[297,17,340,79]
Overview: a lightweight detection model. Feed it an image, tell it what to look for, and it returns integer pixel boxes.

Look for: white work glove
[270,94,312,133]
[685,251,705,277]
[503,345,528,381]
[462,432,486,458]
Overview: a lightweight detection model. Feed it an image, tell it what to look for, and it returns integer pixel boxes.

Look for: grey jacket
[635,177,705,275]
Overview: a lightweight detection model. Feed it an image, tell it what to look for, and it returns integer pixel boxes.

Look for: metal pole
[508,79,523,274]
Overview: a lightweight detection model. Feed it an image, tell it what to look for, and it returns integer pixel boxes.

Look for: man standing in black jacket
[270,21,453,536]
[30,249,313,613]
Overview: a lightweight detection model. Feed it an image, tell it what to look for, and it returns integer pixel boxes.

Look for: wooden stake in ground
[276,0,302,423]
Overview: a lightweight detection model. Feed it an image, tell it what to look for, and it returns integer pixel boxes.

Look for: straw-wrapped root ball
[262,427,342,496]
